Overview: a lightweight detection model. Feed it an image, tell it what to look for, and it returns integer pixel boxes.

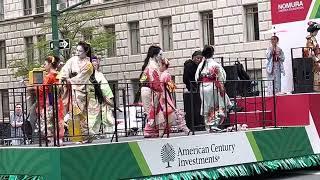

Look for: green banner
[310,0,320,19]
[0,127,317,180]
[247,127,314,161]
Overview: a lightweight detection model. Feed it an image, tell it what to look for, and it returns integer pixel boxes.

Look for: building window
[161,17,173,51]
[37,35,46,62]
[0,89,9,118]
[105,25,116,57]
[0,41,6,69]
[24,0,32,15]
[129,22,141,55]
[25,37,34,64]
[245,5,260,42]
[36,0,44,14]
[0,0,4,20]
[202,11,214,46]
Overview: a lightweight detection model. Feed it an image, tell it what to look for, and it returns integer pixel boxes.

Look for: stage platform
[229,93,320,129]
[0,124,320,180]
[1,93,320,180]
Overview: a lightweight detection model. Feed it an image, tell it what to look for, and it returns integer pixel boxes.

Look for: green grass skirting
[136,154,320,180]
[1,154,320,180]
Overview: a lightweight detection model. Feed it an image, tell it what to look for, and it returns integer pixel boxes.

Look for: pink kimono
[140,59,163,138]
[160,70,190,135]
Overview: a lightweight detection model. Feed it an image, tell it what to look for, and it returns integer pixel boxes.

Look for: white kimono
[195,58,231,126]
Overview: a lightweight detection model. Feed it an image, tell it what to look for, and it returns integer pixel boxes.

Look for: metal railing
[187,79,276,133]
[0,79,277,147]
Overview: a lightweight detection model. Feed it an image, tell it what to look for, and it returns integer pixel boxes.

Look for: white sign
[49,39,70,50]
[138,132,256,175]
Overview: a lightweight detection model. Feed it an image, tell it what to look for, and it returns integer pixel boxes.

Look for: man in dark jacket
[183,51,202,91]
[183,51,205,131]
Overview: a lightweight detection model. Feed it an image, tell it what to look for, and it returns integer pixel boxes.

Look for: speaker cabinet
[224,65,238,98]
[292,58,314,93]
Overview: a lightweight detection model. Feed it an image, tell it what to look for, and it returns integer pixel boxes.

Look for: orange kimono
[38,72,64,142]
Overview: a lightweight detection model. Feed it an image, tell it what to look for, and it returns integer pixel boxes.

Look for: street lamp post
[51,0,91,57]
[51,0,59,57]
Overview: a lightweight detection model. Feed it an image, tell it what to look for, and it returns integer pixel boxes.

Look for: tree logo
[161,143,175,168]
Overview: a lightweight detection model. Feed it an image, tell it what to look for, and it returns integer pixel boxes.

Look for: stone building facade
[0,0,272,119]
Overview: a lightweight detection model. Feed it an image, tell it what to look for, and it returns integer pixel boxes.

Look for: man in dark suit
[183,51,205,131]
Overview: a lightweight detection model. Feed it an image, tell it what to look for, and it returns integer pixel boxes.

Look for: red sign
[271,0,312,24]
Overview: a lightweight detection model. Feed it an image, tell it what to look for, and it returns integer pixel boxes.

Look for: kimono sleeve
[96,72,114,99]
[217,65,227,82]
[160,71,172,83]
[266,48,273,74]
[38,74,55,108]
[266,47,273,60]
[149,69,162,92]
[279,48,285,74]
[69,61,93,85]
[279,48,285,62]
[60,58,72,81]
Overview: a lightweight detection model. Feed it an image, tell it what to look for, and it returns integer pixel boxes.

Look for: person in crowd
[183,50,203,91]
[306,21,320,91]
[195,45,231,132]
[26,90,37,141]
[10,104,24,145]
[266,35,285,95]
[139,45,163,138]
[38,56,65,145]
[87,56,115,137]
[159,58,190,136]
[183,51,205,131]
[60,41,94,143]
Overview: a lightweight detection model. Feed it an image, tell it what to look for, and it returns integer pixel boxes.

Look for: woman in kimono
[87,56,115,137]
[159,58,190,135]
[139,45,163,138]
[60,41,94,143]
[38,56,64,145]
[266,35,285,95]
[306,21,320,91]
[195,45,231,132]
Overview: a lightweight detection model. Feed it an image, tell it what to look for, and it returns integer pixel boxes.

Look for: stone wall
[0,0,272,111]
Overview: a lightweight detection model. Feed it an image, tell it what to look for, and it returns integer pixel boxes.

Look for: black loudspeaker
[224,65,238,98]
[183,92,205,131]
[292,58,314,93]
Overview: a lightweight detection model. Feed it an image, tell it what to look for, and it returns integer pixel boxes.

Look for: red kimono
[38,72,64,141]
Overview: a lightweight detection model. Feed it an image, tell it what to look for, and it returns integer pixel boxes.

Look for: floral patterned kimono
[266,46,285,95]
[306,35,320,91]
[87,71,114,136]
[160,70,190,135]
[60,56,93,142]
[38,71,65,143]
[195,58,231,130]
[140,58,163,138]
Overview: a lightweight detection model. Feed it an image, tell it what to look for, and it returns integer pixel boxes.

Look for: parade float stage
[1,93,320,180]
